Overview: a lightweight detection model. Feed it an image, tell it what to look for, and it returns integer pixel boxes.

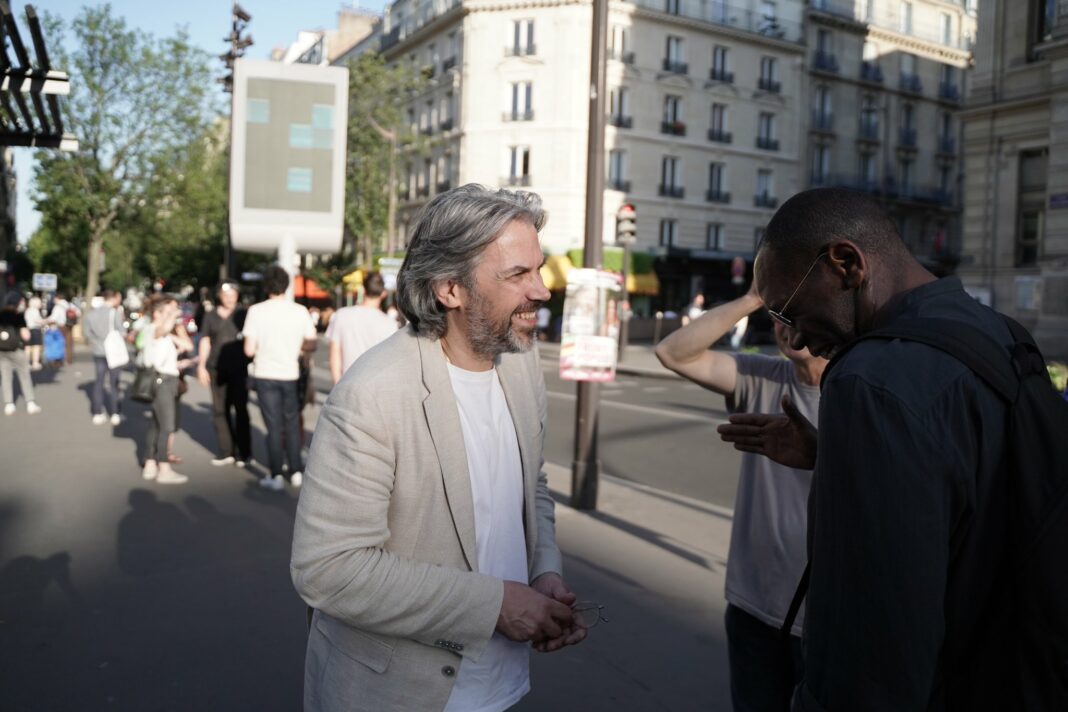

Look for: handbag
[131,366,161,403]
[104,310,130,369]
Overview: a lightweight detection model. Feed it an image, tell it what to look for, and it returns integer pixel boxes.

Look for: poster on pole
[229,59,349,255]
[559,269,622,382]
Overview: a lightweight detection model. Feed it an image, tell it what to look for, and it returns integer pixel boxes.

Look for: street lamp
[220,2,252,278]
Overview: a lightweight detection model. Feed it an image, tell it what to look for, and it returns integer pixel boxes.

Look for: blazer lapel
[496,353,540,565]
[418,336,479,572]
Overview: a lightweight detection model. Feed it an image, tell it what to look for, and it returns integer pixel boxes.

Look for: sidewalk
[0,345,734,711]
[537,340,781,380]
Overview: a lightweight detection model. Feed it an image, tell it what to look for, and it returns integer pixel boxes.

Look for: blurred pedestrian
[24,295,45,370]
[656,272,825,712]
[84,289,127,426]
[242,266,317,491]
[49,293,78,365]
[291,185,584,712]
[140,297,191,485]
[326,271,397,385]
[681,293,705,326]
[196,280,251,467]
[0,292,41,415]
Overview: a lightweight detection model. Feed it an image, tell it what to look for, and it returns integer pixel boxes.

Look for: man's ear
[433,279,464,310]
[826,240,867,289]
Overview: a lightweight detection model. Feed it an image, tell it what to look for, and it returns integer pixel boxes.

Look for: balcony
[436,180,452,193]
[707,128,732,143]
[812,51,839,74]
[757,77,781,93]
[439,117,454,132]
[423,64,437,79]
[938,82,961,103]
[756,136,780,151]
[503,110,535,122]
[937,136,956,155]
[860,61,884,84]
[505,44,536,57]
[658,184,685,199]
[419,125,434,136]
[609,49,636,65]
[857,122,880,143]
[609,114,633,129]
[661,120,687,136]
[380,26,401,51]
[416,184,430,197]
[900,74,923,95]
[810,111,834,133]
[609,179,631,192]
[662,58,688,75]
[706,189,731,204]
[754,193,778,208]
[503,175,532,187]
[709,68,734,83]
[442,56,457,71]
[630,0,803,43]
[899,128,917,147]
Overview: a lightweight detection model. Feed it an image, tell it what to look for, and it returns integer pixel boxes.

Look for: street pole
[618,237,631,357]
[571,0,608,511]
[220,2,252,280]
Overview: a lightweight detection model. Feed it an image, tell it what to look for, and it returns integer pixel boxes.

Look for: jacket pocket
[315,613,395,673]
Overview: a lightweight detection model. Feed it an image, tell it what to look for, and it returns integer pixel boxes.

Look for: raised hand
[717,393,817,470]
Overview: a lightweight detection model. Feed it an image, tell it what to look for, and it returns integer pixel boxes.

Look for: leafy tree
[31,5,217,298]
[344,52,425,267]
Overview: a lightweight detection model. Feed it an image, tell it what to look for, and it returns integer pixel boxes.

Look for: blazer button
[441,665,456,677]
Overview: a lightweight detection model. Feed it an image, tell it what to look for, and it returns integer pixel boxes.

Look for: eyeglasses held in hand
[572,601,609,629]
[766,252,828,329]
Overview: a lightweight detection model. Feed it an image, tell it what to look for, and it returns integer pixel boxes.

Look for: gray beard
[465,287,535,361]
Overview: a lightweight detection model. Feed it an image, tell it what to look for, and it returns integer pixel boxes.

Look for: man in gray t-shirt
[656,275,825,712]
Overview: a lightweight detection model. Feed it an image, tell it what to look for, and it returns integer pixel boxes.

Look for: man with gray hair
[292,184,586,712]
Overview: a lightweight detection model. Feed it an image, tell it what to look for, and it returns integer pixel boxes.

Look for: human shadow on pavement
[0,551,82,621]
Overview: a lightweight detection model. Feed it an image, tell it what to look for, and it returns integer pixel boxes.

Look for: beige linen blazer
[291,327,562,712]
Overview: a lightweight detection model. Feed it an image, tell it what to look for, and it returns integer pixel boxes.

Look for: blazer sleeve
[529,347,564,581]
[290,377,503,662]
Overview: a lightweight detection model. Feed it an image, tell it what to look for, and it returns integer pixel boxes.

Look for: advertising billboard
[229,59,349,254]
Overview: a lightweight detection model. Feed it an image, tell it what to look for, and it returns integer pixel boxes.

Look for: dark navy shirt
[794,277,1016,712]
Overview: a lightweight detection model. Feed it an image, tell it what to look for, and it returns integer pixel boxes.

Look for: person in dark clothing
[717,187,1030,711]
[196,280,251,467]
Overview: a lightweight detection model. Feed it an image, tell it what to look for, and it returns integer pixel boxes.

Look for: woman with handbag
[140,296,192,484]
[0,292,41,415]
[84,289,128,426]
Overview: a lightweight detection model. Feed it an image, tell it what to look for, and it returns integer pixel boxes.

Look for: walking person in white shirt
[24,296,45,370]
[141,296,192,484]
[326,271,398,385]
[84,289,128,425]
[243,266,317,491]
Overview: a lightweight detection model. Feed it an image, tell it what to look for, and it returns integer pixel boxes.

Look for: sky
[15,0,388,243]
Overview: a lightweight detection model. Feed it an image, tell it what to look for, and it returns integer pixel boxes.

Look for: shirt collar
[872,276,964,329]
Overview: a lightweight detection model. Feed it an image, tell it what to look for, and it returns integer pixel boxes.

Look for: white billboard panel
[229,59,349,254]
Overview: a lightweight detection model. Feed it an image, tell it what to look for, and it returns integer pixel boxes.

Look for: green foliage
[344,52,425,264]
[29,5,219,297]
[1049,362,1067,393]
[566,247,655,274]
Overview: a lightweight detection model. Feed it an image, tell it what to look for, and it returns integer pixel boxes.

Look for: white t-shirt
[144,335,180,376]
[443,362,530,712]
[325,305,397,375]
[243,298,316,381]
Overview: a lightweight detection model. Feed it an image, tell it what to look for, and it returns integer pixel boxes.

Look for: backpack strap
[780,562,810,637]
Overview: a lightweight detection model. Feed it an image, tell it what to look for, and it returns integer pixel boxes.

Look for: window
[760,56,777,82]
[863,41,877,63]
[860,95,879,137]
[659,219,678,247]
[939,164,952,192]
[941,12,952,45]
[665,0,680,15]
[757,169,773,197]
[442,92,454,124]
[509,145,531,181]
[708,162,725,193]
[510,81,533,120]
[707,223,726,251]
[758,112,775,141]
[442,154,453,187]
[712,45,730,80]
[510,19,535,55]
[940,111,952,140]
[759,0,778,34]
[900,1,913,34]
[901,53,916,77]
[711,103,727,132]
[1039,0,1056,42]
[812,144,831,183]
[661,156,680,189]
[428,43,438,68]
[710,0,728,23]
[814,85,832,120]
[610,87,630,120]
[898,158,913,193]
[941,64,956,86]
[864,0,875,22]
[610,25,630,61]
[609,149,626,188]
[248,98,269,123]
[424,100,434,132]
[860,152,877,186]
[663,95,682,123]
[448,31,458,59]
[1016,149,1048,266]
[287,167,313,193]
[665,35,685,71]
[817,29,831,54]
[902,102,914,131]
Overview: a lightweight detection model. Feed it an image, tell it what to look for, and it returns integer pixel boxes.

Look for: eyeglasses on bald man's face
[765,252,828,329]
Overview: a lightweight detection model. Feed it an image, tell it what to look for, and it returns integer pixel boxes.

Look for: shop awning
[342,268,364,288]
[540,253,660,296]
[293,275,329,299]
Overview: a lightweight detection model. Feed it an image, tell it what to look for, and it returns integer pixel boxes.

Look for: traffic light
[616,203,636,245]
[220,3,253,93]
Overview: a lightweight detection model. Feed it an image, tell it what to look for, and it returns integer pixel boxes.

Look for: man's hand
[496,580,575,645]
[197,366,211,388]
[717,393,817,470]
[529,573,587,652]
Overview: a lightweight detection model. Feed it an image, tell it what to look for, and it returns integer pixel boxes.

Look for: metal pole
[571,0,608,511]
[617,238,630,360]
